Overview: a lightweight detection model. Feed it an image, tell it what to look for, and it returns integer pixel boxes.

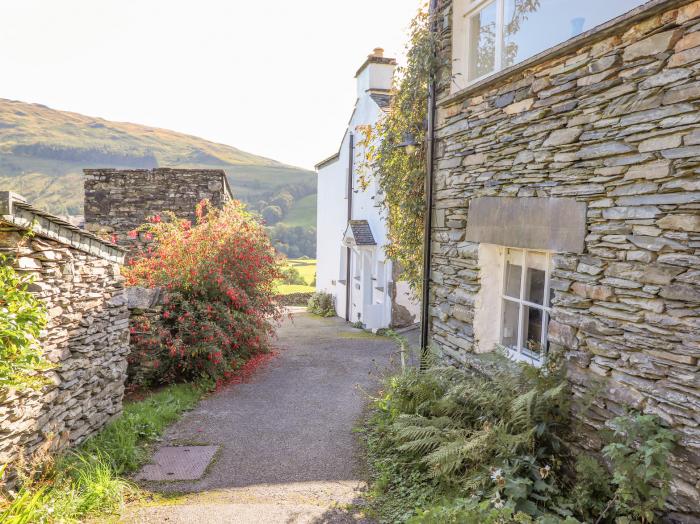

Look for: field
[277,258,316,295]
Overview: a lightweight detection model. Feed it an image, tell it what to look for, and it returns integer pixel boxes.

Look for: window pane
[503,0,646,69]
[502,300,520,348]
[505,261,522,299]
[523,306,544,355]
[526,267,546,305]
[468,1,497,80]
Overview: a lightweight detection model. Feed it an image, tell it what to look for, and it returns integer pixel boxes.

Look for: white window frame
[464,0,504,85]
[500,248,552,366]
[454,0,648,91]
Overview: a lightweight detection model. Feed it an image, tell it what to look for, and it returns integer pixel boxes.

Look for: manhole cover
[136,445,218,481]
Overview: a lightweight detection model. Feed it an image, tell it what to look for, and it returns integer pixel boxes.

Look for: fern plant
[364,357,678,523]
[381,363,574,517]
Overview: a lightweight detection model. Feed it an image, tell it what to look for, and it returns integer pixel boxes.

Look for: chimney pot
[372,47,384,58]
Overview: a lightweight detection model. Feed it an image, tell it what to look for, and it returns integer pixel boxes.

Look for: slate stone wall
[124,287,165,385]
[0,223,129,481]
[430,0,700,517]
[83,168,232,252]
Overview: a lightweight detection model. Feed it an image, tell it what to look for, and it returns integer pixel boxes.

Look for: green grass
[0,383,205,523]
[277,283,315,295]
[276,259,317,295]
[282,193,317,228]
[288,258,316,284]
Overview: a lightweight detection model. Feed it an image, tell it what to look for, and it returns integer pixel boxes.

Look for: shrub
[307,291,335,317]
[602,414,676,523]
[124,200,282,384]
[363,359,677,524]
[0,254,51,390]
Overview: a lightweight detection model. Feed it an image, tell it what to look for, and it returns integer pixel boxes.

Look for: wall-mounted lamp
[397,131,419,155]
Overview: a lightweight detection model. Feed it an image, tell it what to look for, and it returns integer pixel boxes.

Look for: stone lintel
[465,197,587,253]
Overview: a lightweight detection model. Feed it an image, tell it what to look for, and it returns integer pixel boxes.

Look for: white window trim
[464,0,503,86]
[499,248,552,366]
[454,0,648,93]
[456,0,506,89]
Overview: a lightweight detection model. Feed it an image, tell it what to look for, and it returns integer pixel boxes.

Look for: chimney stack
[355,47,397,96]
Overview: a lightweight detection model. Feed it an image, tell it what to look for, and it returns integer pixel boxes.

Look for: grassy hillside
[0,98,316,217]
[284,193,317,228]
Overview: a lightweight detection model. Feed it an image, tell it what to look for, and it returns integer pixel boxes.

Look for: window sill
[442,0,688,108]
[505,347,543,368]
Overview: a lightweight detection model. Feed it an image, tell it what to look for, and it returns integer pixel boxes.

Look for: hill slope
[0,98,315,217]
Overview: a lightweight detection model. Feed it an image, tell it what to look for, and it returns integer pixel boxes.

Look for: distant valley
[0,98,316,256]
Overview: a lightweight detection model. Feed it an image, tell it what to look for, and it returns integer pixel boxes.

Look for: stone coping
[439,0,694,107]
[0,191,125,263]
[83,168,234,201]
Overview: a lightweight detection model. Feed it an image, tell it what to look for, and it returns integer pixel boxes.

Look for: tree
[270,191,294,214]
[261,205,283,224]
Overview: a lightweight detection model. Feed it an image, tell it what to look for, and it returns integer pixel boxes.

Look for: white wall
[316,56,419,328]
[316,132,350,319]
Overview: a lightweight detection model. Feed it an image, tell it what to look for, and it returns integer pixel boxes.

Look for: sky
[0,0,423,170]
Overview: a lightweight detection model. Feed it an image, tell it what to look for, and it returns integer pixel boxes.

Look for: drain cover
[136,445,218,481]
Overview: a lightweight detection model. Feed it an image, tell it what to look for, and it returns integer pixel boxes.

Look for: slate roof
[370,93,393,111]
[348,220,376,246]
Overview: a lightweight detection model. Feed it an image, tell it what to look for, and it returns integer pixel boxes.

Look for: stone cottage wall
[429,0,700,518]
[0,199,128,480]
[83,168,233,252]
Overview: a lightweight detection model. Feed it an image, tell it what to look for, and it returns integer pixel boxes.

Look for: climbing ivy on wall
[358,6,440,295]
[0,254,51,390]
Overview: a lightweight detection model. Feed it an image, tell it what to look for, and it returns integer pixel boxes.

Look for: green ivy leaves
[0,254,51,390]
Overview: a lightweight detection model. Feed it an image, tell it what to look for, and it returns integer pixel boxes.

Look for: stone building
[426,0,700,518]
[316,49,420,329]
[0,191,128,479]
[83,168,233,251]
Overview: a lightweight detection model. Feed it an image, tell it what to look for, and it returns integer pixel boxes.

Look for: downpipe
[419,0,439,367]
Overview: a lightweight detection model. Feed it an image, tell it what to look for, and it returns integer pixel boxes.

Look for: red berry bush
[125,200,282,385]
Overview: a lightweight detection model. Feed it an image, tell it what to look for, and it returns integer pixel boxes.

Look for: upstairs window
[501,248,552,364]
[454,0,647,88]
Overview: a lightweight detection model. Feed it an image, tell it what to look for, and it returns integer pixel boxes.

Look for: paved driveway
[123,310,417,524]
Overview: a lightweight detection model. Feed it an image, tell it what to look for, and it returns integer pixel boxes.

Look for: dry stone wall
[430,0,700,518]
[0,196,128,480]
[83,168,233,252]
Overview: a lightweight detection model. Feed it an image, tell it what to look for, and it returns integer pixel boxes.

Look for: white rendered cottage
[315,49,419,330]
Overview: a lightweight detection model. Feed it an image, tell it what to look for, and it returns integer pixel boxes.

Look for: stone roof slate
[348,220,376,246]
[0,191,125,263]
[370,93,393,111]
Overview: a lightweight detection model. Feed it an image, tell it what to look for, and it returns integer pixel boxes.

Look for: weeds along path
[123,310,414,524]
